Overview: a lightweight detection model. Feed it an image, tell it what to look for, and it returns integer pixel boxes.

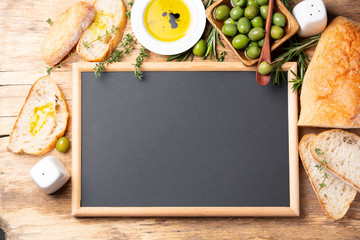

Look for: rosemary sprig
[46,18,53,25]
[46,52,76,75]
[202,0,214,9]
[204,26,225,61]
[133,46,149,80]
[281,0,293,11]
[271,35,320,88]
[269,0,320,90]
[94,33,137,77]
[167,49,194,62]
[315,148,329,188]
[288,70,302,92]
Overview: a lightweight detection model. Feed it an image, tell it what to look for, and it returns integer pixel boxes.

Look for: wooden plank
[1,0,360,238]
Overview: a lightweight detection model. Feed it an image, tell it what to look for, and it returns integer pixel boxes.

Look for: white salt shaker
[30,156,70,194]
[292,0,327,38]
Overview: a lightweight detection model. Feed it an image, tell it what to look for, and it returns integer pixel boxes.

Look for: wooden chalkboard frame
[72,62,299,217]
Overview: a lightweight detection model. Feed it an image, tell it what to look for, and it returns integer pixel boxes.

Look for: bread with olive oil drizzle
[41,2,95,66]
[77,0,127,61]
[8,76,69,156]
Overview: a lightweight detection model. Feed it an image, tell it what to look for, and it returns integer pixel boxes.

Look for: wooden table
[1,0,360,239]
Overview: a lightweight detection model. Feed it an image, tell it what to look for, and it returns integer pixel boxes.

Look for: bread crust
[298,17,360,128]
[76,0,127,62]
[300,134,357,220]
[310,129,360,192]
[41,2,95,66]
[8,76,69,156]
[300,134,337,220]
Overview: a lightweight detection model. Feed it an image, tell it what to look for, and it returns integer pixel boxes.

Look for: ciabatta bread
[310,129,360,192]
[8,76,69,156]
[299,134,357,220]
[298,17,360,128]
[77,0,127,61]
[41,2,95,66]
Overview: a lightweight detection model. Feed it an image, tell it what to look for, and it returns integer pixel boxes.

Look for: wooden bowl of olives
[206,0,299,66]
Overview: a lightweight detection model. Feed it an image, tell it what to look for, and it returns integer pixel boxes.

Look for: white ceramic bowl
[131,0,206,55]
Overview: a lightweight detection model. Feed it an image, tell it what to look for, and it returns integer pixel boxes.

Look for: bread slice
[41,2,95,66]
[8,76,69,156]
[310,129,360,192]
[298,17,360,128]
[77,0,127,61]
[299,134,357,220]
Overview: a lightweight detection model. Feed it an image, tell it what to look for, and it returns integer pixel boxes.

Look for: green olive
[247,0,259,8]
[230,6,244,20]
[258,38,265,47]
[237,17,251,34]
[272,12,286,27]
[248,41,259,47]
[222,24,238,37]
[192,39,206,57]
[248,27,265,41]
[251,16,264,28]
[233,0,246,7]
[246,46,261,59]
[270,25,284,39]
[224,18,237,25]
[256,0,269,6]
[244,6,259,20]
[258,61,273,75]
[215,5,231,21]
[56,137,70,153]
[260,5,268,19]
[232,34,250,49]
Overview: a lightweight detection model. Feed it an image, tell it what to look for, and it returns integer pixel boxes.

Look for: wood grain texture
[1,0,360,239]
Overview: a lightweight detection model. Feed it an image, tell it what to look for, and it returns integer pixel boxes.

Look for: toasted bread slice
[8,76,69,156]
[41,2,95,66]
[299,134,357,220]
[310,129,360,192]
[77,0,127,61]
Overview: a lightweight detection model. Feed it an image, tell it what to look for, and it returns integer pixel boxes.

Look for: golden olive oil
[30,102,55,136]
[88,10,114,40]
[144,0,191,42]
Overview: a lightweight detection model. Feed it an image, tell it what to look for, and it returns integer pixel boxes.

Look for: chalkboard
[72,62,299,217]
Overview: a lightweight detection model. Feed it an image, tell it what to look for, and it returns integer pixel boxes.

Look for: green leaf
[46,18,53,25]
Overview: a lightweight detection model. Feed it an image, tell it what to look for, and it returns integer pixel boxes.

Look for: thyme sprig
[271,35,320,89]
[46,18,53,25]
[126,0,135,18]
[315,148,329,188]
[94,33,137,77]
[133,46,149,80]
[80,26,119,50]
[46,52,76,75]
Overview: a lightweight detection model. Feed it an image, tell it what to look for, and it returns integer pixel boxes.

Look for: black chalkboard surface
[72,62,299,217]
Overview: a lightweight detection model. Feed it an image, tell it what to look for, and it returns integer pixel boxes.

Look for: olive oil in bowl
[144,0,191,42]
